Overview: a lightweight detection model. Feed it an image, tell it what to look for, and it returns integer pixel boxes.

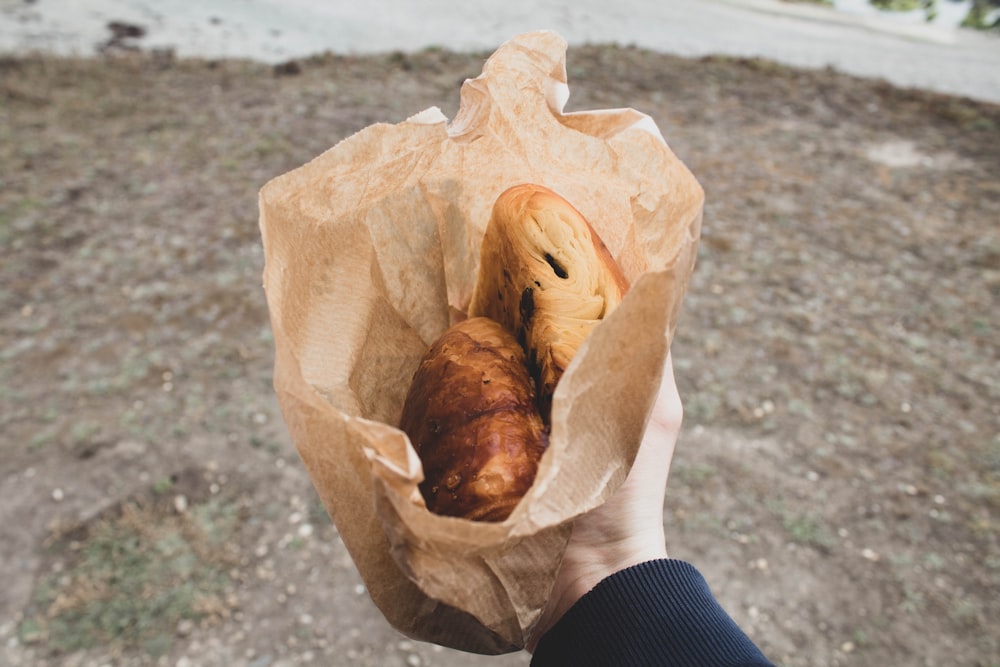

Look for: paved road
[1,0,998,102]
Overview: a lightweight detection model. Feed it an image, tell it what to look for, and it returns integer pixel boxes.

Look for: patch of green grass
[783,513,835,549]
[767,499,835,550]
[152,476,174,495]
[870,0,925,11]
[19,493,242,657]
[672,462,718,486]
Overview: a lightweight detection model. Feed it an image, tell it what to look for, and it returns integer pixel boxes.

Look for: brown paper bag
[258,31,703,654]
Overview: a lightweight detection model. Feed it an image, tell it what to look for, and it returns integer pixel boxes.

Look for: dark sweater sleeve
[530,559,775,667]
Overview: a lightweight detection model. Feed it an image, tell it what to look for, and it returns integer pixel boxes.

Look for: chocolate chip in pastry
[468,184,629,421]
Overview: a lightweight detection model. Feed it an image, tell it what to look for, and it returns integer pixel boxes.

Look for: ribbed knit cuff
[531,559,773,667]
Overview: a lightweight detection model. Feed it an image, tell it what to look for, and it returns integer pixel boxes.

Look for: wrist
[528,525,667,652]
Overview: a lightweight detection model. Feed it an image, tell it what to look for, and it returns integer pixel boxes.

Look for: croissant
[469,184,630,421]
[399,317,548,522]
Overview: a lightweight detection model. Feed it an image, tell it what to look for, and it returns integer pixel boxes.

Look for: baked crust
[469,184,629,420]
[399,317,548,521]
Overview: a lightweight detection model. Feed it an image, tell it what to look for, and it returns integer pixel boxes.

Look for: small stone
[298,613,313,625]
[406,655,421,667]
[174,495,188,513]
[840,641,855,653]
[806,470,819,482]
[176,619,195,637]
[900,401,912,413]
[209,483,220,495]
[52,488,64,501]
[298,523,314,538]
[933,494,945,505]
[861,548,880,562]
[289,512,303,524]
[253,412,268,424]
[354,583,366,595]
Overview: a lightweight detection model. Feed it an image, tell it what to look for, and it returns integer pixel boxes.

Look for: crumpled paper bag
[258,31,703,654]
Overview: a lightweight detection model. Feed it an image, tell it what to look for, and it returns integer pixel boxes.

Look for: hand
[528,353,683,651]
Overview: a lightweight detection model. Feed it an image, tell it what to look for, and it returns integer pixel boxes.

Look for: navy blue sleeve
[530,559,775,667]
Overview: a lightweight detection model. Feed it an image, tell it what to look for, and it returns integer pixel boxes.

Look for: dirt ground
[1,43,998,667]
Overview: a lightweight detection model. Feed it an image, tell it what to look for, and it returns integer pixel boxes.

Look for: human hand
[528,352,683,651]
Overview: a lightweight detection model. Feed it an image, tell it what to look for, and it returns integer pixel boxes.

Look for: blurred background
[1,1,998,666]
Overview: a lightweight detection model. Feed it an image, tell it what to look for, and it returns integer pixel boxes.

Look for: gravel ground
[1,45,998,666]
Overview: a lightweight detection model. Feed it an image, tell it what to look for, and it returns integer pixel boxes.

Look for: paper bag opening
[259,30,703,654]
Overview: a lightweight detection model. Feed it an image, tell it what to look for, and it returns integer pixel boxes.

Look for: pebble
[289,512,303,524]
[933,494,945,505]
[298,523,314,538]
[806,470,819,482]
[900,401,912,413]
[174,495,188,513]
[406,655,421,667]
[176,619,195,637]
[861,548,880,562]
[840,641,855,653]
[52,488,64,501]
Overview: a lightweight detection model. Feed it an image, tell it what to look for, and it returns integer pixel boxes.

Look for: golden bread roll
[399,317,548,522]
[468,184,629,420]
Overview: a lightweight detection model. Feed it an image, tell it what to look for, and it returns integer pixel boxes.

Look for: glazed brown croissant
[468,184,630,421]
[399,317,548,522]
